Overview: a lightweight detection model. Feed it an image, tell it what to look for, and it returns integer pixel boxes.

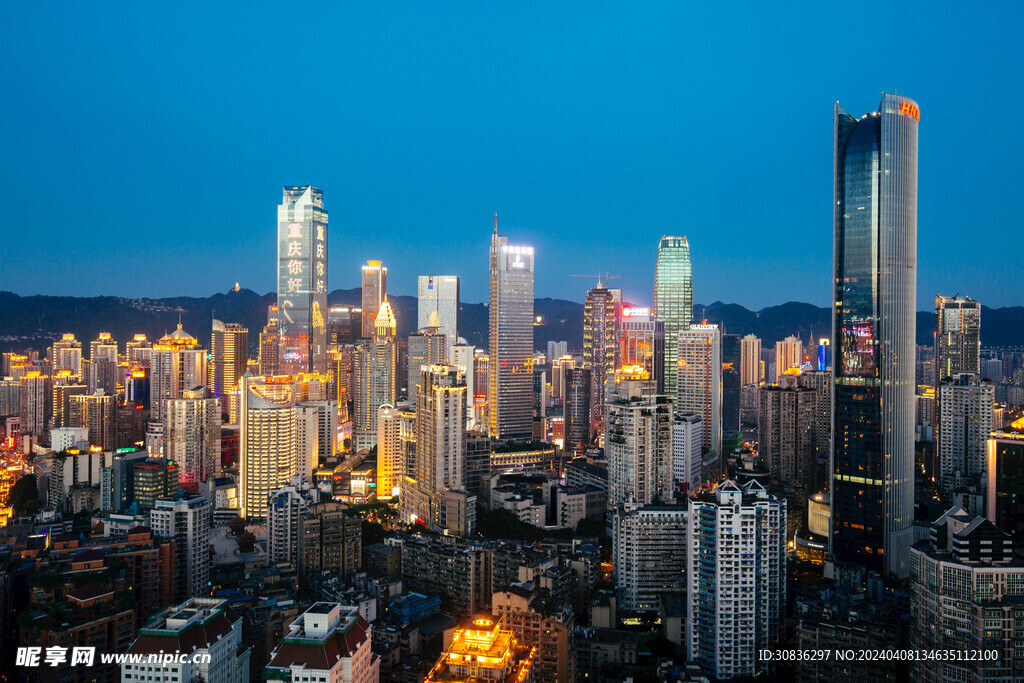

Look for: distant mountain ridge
[0,290,1021,356]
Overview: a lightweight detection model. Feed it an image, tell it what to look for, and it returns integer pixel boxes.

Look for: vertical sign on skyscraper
[277,186,328,375]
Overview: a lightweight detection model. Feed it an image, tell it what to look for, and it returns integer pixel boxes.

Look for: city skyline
[3,4,1022,309]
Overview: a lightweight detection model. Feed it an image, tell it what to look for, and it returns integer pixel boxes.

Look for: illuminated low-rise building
[426,615,534,682]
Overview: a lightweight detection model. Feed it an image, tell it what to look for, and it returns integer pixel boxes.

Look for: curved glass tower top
[654,236,693,396]
[831,93,918,577]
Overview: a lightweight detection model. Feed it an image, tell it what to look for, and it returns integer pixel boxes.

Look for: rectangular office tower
[418,275,460,346]
[361,260,387,339]
[489,218,535,440]
[677,324,721,456]
[277,185,328,375]
[831,93,919,577]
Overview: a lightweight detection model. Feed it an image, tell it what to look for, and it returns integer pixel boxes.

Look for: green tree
[8,474,40,514]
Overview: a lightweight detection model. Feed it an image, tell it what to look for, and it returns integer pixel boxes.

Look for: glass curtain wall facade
[277,186,328,376]
[831,93,919,576]
[488,218,535,440]
[654,236,693,396]
[418,275,460,347]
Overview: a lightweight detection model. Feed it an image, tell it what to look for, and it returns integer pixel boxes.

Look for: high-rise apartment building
[407,325,448,402]
[934,295,982,462]
[377,404,402,499]
[90,332,118,363]
[831,93,919,576]
[740,334,762,385]
[620,310,665,394]
[401,365,471,533]
[673,413,703,493]
[583,283,621,435]
[910,509,1023,681]
[361,260,387,339]
[606,394,674,507]
[126,334,152,364]
[563,368,592,455]
[19,372,52,445]
[239,374,297,520]
[150,324,207,424]
[52,381,87,430]
[296,400,338,481]
[298,502,363,580]
[934,295,981,384]
[327,305,361,346]
[353,301,398,450]
[210,319,248,402]
[774,335,803,382]
[654,236,693,396]
[51,333,83,378]
[938,374,994,501]
[266,477,319,565]
[71,389,118,452]
[451,342,476,428]
[258,305,280,377]
[149,495,211,603]
[488,218,535,440]
[758,384,816,490]
[677,324,721,455]
[688,480,786,679]
[165,386,220,487]
[418,275,460,347]
[613,502,688,612]
[797,370,832,466]
[277,185,328,375]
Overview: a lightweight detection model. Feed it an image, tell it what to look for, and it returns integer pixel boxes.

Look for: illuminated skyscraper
[407,325,448,402]
[583,283,621,436]
[377,404,402,499]
[774,335,803,382]
[401,365,471,532]
[488,218,535,441]
[71,389,117,451]
[259,305,280,377]
[606,393,674,507]
[677,324,721,455]
[418,275,460,347]
[361,260,387,339]
[740,334,762,386]
[239,374,298,520]
[934,295,981,461]
[831,93,919,576]
[619,308,665,394]
[210,320,248,401]
[353,300,398,450]
[52,333,83,379]
[19,372,52,445]
[654,236,693,396]
[150,324,207,425]
[277,185,328,375]
[126,334,152,364]
[563,367,592,455]
[165,386,221,487]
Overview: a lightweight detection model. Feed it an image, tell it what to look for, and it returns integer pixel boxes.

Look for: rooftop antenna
[493,213,498,235]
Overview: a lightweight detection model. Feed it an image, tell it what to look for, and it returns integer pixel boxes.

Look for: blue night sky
[2,2,1021,309]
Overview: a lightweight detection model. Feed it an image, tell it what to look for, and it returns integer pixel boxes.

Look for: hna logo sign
[899,101,920,121]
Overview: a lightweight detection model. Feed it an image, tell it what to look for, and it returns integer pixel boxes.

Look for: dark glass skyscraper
[277,186,328,375]
[721,333,741,434]
[831,93,919,576]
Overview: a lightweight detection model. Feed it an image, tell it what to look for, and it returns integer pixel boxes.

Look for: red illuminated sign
[899,101,920,121]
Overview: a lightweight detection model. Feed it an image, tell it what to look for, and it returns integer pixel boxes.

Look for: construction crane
[571,273,620,288]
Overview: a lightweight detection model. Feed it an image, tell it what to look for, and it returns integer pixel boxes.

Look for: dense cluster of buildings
[1,91,1023,682]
